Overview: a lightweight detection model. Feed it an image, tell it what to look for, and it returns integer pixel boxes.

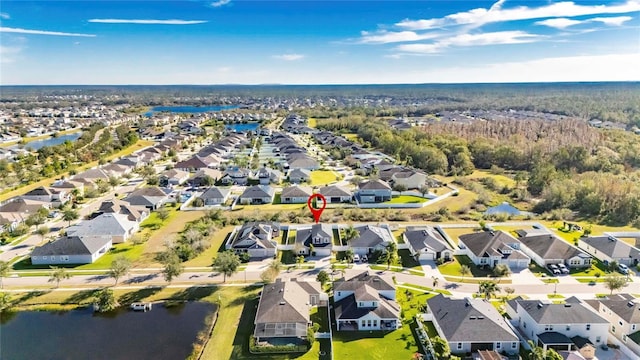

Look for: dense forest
[317,116,640,226]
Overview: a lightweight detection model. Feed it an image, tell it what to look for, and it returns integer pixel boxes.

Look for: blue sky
[0,0,639,85]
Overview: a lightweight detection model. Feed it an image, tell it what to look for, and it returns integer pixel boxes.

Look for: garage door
[419,253,435,261]
[249,249,267,257]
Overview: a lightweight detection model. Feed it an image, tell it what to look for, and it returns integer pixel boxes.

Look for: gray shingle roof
[295,224,333,248]
[319,185,351,197]
[427,294,519,342]
[31,235,111,256]
[518,234,589,261]
[404,226,450,253]
[240,185,275,199]
[334,293,400,321]
[511,299,608,324]
[581,236,640,259]
[459,230,528,259]
[200,186,230,200]
[585,294,640,324]
[281,185,312,199]
[334,271,394,292]
[350,225,394,249]
[358,179,392,190]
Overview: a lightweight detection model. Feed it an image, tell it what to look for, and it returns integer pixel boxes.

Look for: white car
[557,263,570,274]
[547,264,561,275]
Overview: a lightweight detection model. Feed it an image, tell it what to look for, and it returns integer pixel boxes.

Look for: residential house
[333,271,400,331]
[516,229,592,268]
[67,213,138,244]
[280,185,312,204]
[31,235,112,265]
[318,185,352,203]
[286,155,320,170]
[0,198,50,230]
[584,294,640,356]
[458,230,531,269]
[21,186,69,207]
[199,186,231,206]
[226,222,280,257]
[160,169,190,186]
[578,236,640,266]
[349,224,395,256]
[123,186,169,210]
[294,224,333,256]
[357,179,392,203]
[72,168,111,183]
[253,278,328,343]
[255,167,283,185]
[188,168,223,187]
[403,226,453,261]
[51,180,85,197]
[427,294,520,355]
[220,168,251,186]
[101,163,131,178]
[288,168,311,183]
[174,155,219,172]
[506,297,609,351]
[390,169,428,190]
[238,185,275,205]
[96,199,148,223]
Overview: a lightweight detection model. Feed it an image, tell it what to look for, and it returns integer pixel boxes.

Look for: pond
[23,132,82,151]
[0,302,217,360]
[226,123,260,132]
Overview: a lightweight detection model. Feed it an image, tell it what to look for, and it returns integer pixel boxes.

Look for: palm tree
[459,264,471,282]
[432,276,439,288]
[48,267,71,288]
[0,260,10,289]
[343,225,360,243]
[493,264,512,283]
[527,340,545,360]
[479,280,500,300]
[62,209,79,227]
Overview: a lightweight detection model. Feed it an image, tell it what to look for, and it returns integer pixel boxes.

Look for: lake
[24,132,82,151]
[226,123,260,132]
[0,302,217,360]
[145,105,239,116]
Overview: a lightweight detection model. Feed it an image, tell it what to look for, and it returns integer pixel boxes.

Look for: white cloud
[272,54,305,61]
[0,27,96,37]
[358,30,441,44]
[211,0,231,8]
[0,12,9,20]
[88,19,207,25]
[0,45,21,63]
[589,16,634,26]
[395,31,540,54]
[396,0,640,30]
[535,18,583,29]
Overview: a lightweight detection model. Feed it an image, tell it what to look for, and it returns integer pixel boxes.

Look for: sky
[0,0,639,85]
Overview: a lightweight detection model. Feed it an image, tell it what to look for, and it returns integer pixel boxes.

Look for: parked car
[353,254,361,263]
[547,264,561,275]
[618,263,630,275]
[557,263,570,274]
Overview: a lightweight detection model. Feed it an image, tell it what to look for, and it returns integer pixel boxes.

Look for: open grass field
[309,170,339,186]
[385,195,427,204]
[464,170,517,188]
[423,187,477,213]
[440,227,477,246]
[307,117,317,128]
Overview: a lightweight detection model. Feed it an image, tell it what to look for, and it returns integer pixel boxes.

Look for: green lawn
[309,170,339,186]
[569,260,608,277]
[384,195,427,204]
[310,306,329,333]
[398,283,453,296]
[397,249,423,271]
[12,242,145,271]
[307,118,317,128]
[332,289,433,360]
[440,227,478,246]
[437,255,493,278]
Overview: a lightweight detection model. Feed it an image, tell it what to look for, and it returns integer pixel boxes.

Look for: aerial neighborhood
[1,90,640,360]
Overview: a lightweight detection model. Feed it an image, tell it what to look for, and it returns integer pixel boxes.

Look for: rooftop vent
[279,301,286,305]
[628,301,635,307]
[470,316,477,320]
[537,303,543,309]
[564,304,572,307]
[477,316,484,320]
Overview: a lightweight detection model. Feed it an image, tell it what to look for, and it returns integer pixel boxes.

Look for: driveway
[596,347,632,360]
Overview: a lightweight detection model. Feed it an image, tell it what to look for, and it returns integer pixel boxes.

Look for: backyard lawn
[440,227,477,246]
[309,170,339,186]
[384,195,427,204]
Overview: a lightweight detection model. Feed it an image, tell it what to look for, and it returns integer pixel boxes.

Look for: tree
[503,286,516,301]
[545,349,564,360]
[479,280,500,300]
[213,251,241,283]
[0,261,9,289]
[343,225,360,243]
[493,264,512,283]
[156,207,170,222]
[192,197,205,207]
[604,274,628,295]
[62,209,79,227]
[109,256,132,286]
[0,292,12,311]
[157,250,184,283]
[419,185,430,197]
[392,183,407,194]
[200,175,214,187]
[431,336,451,359]
[345,249,355,263]
[36,226,49,241]
[316,270,330,287]
[260,268,278,284]
[296,255,305,269]
[269,260,282,273]
[48,267,71,288]
[459,264,471,281]
[108,176,120,190]
[381,241,398,270]
[432,276,439,288]
[527,340,545,360]
[94,288,118,312]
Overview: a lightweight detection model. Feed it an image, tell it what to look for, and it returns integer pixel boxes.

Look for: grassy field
[183,226,235,267]
[464,170,517,188]
[342,133,358,141]
[309,170,338,186]
[385,195,427,204]
[424,187,477,213]
[440,227,477,246]
[307,118,317,128]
